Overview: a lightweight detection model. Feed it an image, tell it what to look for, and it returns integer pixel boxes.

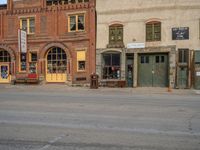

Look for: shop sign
[172,27,189,40]
[196,72,200,76]
[18,29,27,53]
[127,43,145,49]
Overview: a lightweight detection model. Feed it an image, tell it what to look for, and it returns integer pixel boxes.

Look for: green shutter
[146,24,153,41]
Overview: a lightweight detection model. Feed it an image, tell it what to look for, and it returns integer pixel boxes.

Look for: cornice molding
[1,3,93,15]
[97,5,200,15]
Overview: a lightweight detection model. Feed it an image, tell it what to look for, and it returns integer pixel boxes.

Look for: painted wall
[96,0,200,50]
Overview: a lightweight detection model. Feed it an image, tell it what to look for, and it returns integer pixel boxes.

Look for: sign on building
[18,29,27,53]
[172,27,189,40]
[127,43,145,49]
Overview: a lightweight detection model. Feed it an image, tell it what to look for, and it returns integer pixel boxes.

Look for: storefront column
[121,49,126,80]
[133,53,138,87]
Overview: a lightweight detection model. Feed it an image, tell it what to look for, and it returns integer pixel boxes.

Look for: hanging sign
[172,27,189,40]
[18,29,27,53]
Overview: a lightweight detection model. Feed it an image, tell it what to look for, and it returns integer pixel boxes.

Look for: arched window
[108,24,124,48]
[0,50,11,62]
[47,47,67,74]
[146,21,161,42]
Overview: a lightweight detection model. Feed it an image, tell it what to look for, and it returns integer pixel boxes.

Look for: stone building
[96,0,200,88]
[0,0,96,84]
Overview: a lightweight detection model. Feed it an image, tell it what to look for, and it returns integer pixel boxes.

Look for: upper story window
[46,0,89,6]
[146,21,161,42]
[68,14,85,32]
[20,18,35,34]
[107,24,124,48]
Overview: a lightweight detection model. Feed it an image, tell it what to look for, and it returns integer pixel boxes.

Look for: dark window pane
[70,0,76,3]
[156,56,160,63]
[161,56,165,63]
[103,54,111,66]
[29,18,35,33]
[146,56,149,63]
[52,48,57,53]
[70,16,76,31]
[0,51,3,57]
[47,54,52,61]
[57,48,61,54]
[78,15,84,30]
[78,61,85,70]
[141,56,145,63]
[62,54,66,60]
[22,19,27,32]
[52,54,56,60]
[21,53,26,61]
[21,53,27,71]
[31,53,37,62]
[112,54,120,66]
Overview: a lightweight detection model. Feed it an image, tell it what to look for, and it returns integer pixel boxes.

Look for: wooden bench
[14,74,39,84]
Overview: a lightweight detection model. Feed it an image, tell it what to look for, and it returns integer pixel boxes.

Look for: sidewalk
[0,84,199,95]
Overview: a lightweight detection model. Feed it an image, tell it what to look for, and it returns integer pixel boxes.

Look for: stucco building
[96,0,200,88]
[0,0,96,84]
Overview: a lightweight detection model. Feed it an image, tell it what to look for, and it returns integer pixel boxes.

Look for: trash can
[90,73,99,89]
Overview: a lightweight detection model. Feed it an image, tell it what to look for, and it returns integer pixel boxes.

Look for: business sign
[172,27,189,40]
[18,29,27,53]
[127,43,145,49]
[196,72,200,76]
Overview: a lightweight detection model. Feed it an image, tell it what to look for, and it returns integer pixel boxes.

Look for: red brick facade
[0,0,96,84]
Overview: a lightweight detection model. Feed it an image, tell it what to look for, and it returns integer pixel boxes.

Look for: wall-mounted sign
[18,29,27,53]
[172,27,189,40]
[196,72,200,76]
[127,43,145,49]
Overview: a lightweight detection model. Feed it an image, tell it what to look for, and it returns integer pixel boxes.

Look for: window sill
[107,43,124,48]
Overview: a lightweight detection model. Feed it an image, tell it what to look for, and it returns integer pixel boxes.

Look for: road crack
[37,134,66,150]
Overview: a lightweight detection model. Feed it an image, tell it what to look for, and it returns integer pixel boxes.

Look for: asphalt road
[0,85,200,150]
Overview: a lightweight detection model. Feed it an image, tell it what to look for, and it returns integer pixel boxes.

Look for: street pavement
[0,84,200,150]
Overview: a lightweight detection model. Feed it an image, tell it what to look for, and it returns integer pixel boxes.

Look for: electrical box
[194,51,200,89]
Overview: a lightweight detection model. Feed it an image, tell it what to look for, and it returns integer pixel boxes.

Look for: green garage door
[138,54,169,87]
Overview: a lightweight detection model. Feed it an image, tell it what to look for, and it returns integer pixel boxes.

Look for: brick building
[0,0,96,84]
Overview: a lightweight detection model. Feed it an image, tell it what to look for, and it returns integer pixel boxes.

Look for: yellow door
[0,64,10,83]
[45,47,67,83]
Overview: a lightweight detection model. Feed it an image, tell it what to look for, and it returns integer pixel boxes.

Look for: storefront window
[20,52,27,72]
[0,50,11,62]
[77,50,86,71]
[47,47,67,74]
[102,53,121,79]
[29,52,37,74]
